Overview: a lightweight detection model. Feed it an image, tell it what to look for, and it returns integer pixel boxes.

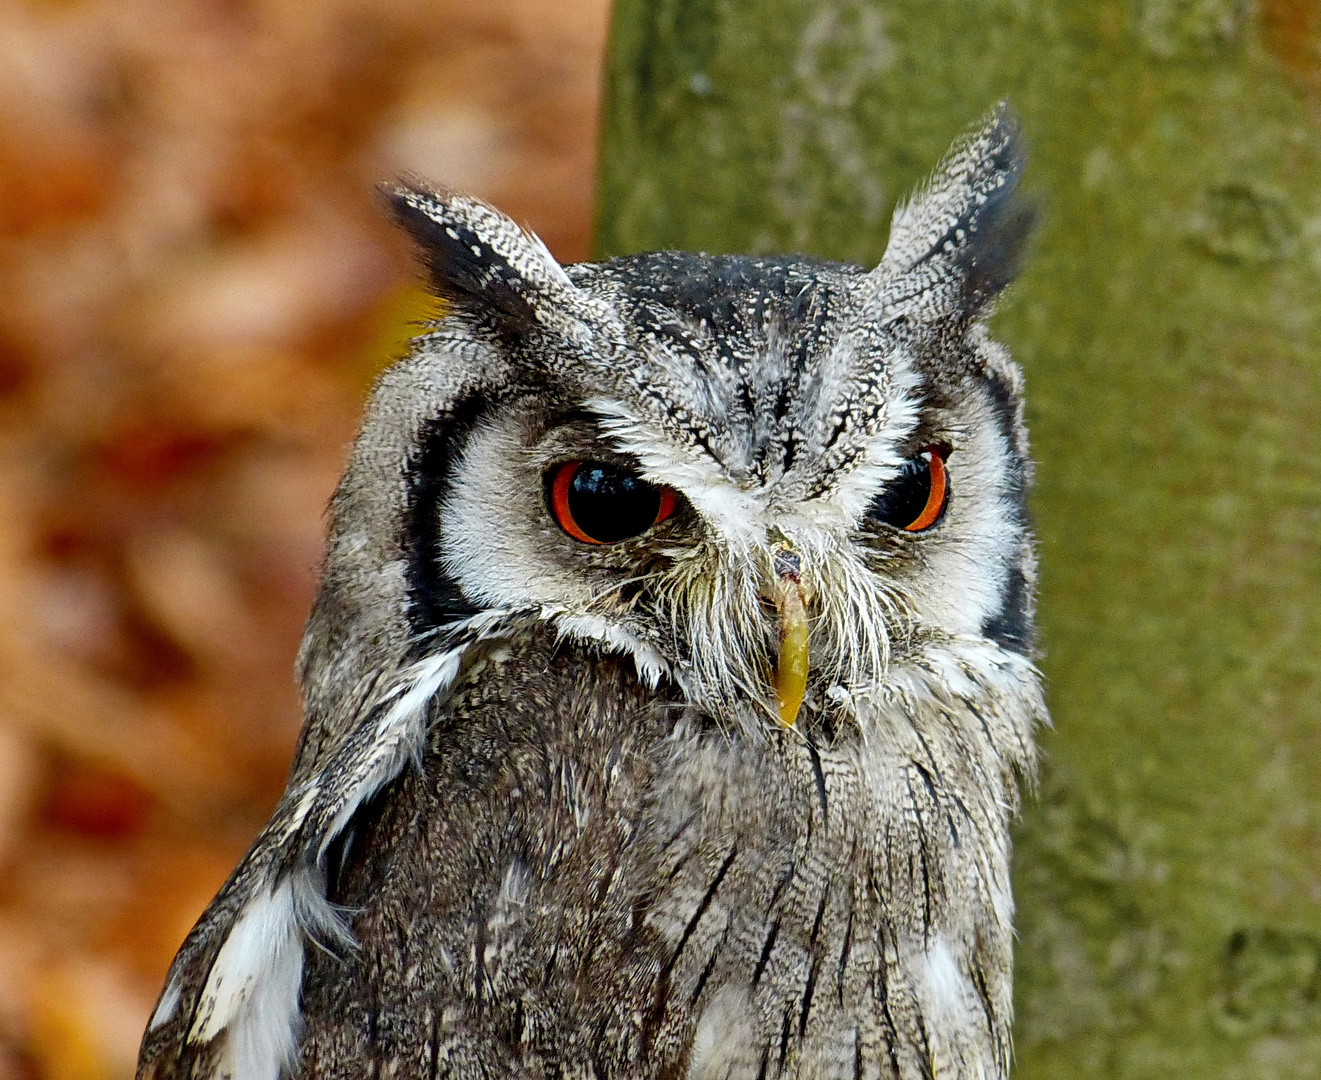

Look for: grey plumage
[138,104,1046,1080]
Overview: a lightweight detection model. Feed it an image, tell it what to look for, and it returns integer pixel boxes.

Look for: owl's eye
[546,461,677,544]
[867,448,949,532]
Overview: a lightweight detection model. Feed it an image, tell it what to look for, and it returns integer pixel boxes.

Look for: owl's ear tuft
[875,103,1034,313]
[383,181,573,325]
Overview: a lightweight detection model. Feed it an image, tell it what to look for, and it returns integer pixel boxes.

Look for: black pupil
[866,455,932,529]
[567,463,661,543]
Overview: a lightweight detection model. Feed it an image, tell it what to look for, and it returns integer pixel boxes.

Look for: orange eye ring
[904,449,948,532]
[548,461,677,545]
[551,461,597,544]
[656,486,677,524]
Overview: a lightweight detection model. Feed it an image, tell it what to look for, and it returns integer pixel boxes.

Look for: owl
[137,105,1046,1080]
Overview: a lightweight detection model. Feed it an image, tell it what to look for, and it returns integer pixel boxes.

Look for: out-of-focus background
[0,1,609,1076]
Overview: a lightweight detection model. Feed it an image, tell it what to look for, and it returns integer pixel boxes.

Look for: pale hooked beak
[770,545,810,728]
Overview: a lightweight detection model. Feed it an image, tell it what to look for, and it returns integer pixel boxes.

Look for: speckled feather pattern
[298,628,1040,1080]
[138,105,1045,1080]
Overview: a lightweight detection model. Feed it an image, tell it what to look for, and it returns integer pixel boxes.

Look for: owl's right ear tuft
[383,181,573,326]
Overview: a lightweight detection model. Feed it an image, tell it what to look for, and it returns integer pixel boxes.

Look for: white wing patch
[318,645,466,854]
[189,880,303,1080]
[149,971,183,1032]
[179,635,484,1080]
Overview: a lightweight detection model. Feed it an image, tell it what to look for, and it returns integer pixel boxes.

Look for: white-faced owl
[138,105,1045,1080]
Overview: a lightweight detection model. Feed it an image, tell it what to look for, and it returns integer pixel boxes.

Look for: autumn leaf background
[0,2,610,1076]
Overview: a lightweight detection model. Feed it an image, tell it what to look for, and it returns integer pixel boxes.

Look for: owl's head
[298,106,1035,746]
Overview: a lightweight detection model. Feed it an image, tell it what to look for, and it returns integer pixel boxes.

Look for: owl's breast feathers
[140,624,1041,1080]
[309,628,1040,1078]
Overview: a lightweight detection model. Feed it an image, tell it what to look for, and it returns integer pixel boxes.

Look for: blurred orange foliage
[0,1,609,1075]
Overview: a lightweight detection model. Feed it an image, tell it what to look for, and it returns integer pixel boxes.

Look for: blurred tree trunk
[595,2,1321,1077]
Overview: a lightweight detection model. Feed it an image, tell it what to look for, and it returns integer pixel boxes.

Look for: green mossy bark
[596,3,1321,1077]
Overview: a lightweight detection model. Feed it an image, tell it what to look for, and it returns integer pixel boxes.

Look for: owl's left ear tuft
[951,114,1035,306]
[383,181,573,325]
[874,103,1035,314]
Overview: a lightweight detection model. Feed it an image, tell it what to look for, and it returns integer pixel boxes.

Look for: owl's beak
[771,547,810,728]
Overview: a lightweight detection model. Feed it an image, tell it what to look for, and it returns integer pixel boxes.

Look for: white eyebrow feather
[586,396,769,547]
[180,626,495,1080]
